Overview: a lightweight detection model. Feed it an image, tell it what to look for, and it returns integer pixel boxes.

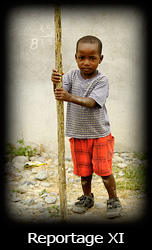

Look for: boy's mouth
[82,68,92,71]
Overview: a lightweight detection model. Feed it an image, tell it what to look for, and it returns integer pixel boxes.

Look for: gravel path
[4,151,147,224]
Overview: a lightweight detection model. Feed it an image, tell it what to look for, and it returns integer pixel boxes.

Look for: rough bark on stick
[54,4,67,220]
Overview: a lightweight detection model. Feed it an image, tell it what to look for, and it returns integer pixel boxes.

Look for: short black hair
[76,35,102,55]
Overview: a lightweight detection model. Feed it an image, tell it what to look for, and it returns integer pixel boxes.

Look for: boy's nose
[83,59,90,66]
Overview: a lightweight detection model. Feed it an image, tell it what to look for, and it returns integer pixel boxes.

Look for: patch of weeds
[133,152,148,161]
[5,138,37,161]
[40,189,47,196]
[114,164,147,193]
[112,165,119,174]
[47,205,60,217]
[12,189,20,193]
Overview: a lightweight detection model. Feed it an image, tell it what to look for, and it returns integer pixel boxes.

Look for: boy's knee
[101,174,112,180]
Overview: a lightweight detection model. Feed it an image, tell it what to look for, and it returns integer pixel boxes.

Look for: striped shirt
[63,69,111,139]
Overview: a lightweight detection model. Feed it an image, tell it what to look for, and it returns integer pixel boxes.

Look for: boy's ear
[75,53,77,60]
[99,55,104,64]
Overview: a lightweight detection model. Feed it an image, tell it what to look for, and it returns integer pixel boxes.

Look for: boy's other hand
[51,69,64,84]
[55,88,72,102]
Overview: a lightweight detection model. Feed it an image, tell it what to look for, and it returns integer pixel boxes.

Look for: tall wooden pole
[54,4,67,220]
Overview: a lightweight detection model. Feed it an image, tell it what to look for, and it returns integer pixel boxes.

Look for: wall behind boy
[5,5,146,152]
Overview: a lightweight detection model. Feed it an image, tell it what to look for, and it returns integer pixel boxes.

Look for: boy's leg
[81,175,92,197]
[101,174,117,199]
[73,175,94,213]
[69,138,95,213]
[102,174,122,218]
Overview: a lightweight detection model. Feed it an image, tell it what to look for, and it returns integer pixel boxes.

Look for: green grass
[133,152,148,161]
[5,138,37,161]
[113,164,147,193]
[47,205,60,217]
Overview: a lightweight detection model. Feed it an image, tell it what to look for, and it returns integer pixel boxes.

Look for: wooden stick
[54,4,67,220]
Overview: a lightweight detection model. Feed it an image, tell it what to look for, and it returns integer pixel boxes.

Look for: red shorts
[69,134,114,177]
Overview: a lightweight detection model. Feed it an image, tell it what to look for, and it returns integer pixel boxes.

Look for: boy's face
[75,42,103,79]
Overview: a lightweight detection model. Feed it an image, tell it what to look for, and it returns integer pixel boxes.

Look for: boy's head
[76,35,102,55]
[75,35,103,79]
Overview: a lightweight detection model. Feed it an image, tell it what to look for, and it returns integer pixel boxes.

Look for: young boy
[51,35,122,218]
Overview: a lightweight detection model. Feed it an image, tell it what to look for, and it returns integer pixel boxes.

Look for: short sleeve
[63,70,78,92]
[89,76,109,108]
[63,72,71,92]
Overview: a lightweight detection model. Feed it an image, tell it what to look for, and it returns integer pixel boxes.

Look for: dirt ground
[5,154,148,224]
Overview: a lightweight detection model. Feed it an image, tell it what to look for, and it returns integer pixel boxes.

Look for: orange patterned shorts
[69,134,114,177]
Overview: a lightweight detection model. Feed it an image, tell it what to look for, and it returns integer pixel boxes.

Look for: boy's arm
[54,88,96,108]
[51,69,96,108]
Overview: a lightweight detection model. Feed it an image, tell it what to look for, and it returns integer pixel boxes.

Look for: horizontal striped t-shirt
[63,69,111,139]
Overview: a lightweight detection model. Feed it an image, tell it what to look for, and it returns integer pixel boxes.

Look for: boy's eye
[78,56,96,60]
[79,56,84,60]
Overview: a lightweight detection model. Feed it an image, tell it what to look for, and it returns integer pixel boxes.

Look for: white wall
[5,5,146,153]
